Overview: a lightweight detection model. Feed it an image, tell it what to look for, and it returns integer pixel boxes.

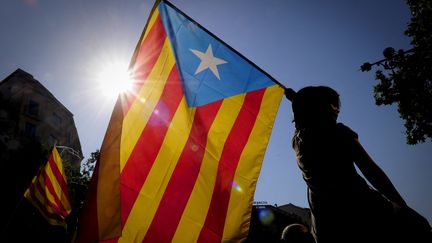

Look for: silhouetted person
[285,86,431,243]
[281,223,315,243]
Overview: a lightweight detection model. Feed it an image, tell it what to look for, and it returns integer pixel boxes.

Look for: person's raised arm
[353,138,407,207]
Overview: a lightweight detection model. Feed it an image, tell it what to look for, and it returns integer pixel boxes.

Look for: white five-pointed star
[190,44,227,80]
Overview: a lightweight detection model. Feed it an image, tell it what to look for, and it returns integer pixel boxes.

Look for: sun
[97,61,134,99]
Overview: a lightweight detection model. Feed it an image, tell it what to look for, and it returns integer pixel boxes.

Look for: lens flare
[258,207,274,225]
[147,101,170,126]
[232,181,242,192]
[190,143,199,152]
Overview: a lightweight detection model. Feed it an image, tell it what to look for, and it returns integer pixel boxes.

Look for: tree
[361,0,431,144]
[64,150,98,220]
[79,150,98,185]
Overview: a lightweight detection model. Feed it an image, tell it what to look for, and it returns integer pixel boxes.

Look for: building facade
[0,68,82,164]
[0,68,83,240]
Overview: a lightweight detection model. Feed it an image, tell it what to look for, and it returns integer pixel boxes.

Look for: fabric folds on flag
[76,0,284,242]
[24,146,72,227]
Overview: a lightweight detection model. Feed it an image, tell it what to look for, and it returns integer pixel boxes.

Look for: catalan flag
[77,0,284,242]
[24,146,71,227]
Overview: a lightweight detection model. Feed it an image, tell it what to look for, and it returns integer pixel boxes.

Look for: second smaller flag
[24,146,72,227]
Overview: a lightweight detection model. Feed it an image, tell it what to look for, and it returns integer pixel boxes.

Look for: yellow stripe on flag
[24,146,71,227]
[32,177,49,207]
[223,85,284,240]
[121,37,176,172]
[30,176,64,225]
[51,146,71,213]
[37,172,58,210]
[171,93,246,243]
[45,158,71,211]
[52,147,69,182]
[119,97,196,243]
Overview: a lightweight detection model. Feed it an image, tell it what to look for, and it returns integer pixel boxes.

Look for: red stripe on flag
[47,155,70,200]
[34,175,62,213]
[76,12,167,243]
[28,185,64,221]
[142,100,223,243]
[197,88,266,242]
[30,175,64,219]
[123,14,167,114]
[120,67,183,226]
[41,170,69,216]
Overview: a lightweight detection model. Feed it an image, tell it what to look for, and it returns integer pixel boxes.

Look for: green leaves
[362,0,432,144]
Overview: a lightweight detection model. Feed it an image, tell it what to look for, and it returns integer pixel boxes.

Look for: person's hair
[281,223,314,243]
[287,86,340,130]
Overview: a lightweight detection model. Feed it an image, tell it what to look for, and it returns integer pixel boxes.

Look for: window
[52,112,62,126]
[27,99,39,116]
[24,122,36,138]
[48,134,58,145]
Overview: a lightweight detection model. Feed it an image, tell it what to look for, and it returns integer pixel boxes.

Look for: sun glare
[97,61,134,99]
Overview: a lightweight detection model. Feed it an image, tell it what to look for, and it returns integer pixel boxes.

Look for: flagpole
[55,145,81,241]
[163,0,289,91]
[56,145,83,161]
[131,0,289,92]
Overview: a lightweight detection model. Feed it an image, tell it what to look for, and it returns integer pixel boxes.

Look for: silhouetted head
[281,223,315,243]
[285,86,340,130]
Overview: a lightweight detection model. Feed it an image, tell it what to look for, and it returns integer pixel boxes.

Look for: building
[278,203,312,227]
[0,69,83,240]
[246,203,311,242]
[0,68,82,164]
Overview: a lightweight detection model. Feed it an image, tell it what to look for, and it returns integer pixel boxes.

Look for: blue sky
[1,0,431,223]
